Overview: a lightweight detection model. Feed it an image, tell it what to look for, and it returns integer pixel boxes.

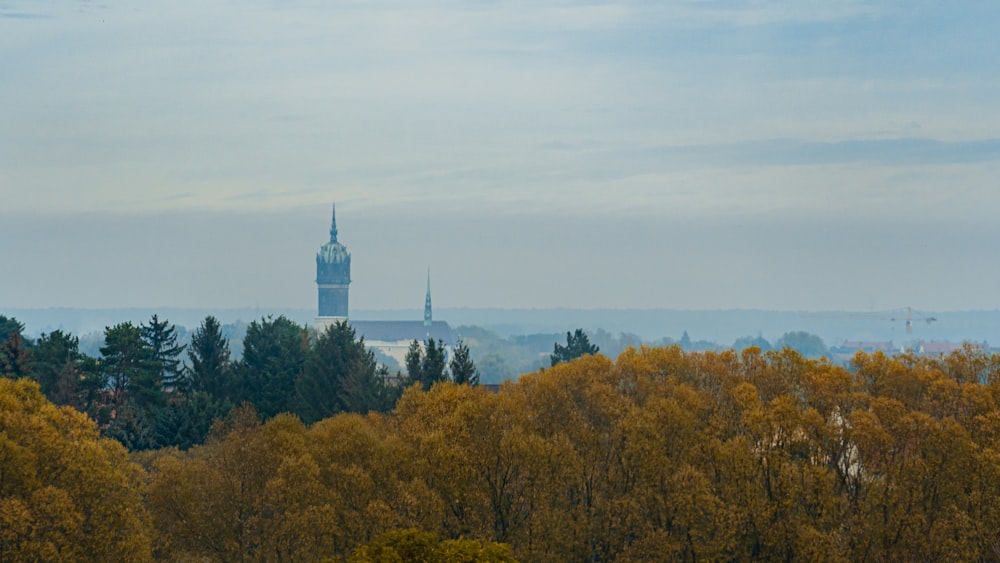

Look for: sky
[2,0,1000,312]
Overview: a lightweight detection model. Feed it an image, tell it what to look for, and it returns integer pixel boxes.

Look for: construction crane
[804,307,938,352]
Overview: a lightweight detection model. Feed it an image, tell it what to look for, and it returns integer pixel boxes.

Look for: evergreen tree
[30,330,81,400]
[101,322,160,411]
[153,391,229,450]
[421,339,447,389]
[405,339,423,382]
[188,315,232,400]
[679,330,692,350]
[142,314,187,392]
[550,329,599,366]
[0,315,30,378]
[235,315,307,419]
[101,322,162,448]
[297,321,391,423]
[405,339,448,390]
[449,340,479,386]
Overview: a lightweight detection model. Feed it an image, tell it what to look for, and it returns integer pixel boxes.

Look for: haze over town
[3,0,1000,313]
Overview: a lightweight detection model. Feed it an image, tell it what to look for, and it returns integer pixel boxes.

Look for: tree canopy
[0,378,152,561]
[550,328,599,366]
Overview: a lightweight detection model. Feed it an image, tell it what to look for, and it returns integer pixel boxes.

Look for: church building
[315,205,456,369]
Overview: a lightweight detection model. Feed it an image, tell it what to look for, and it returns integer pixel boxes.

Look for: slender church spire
[329,203,338,243]
[424,268,432,327]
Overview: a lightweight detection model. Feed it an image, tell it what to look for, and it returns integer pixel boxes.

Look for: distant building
[918,341,989,355]
[313,205,455,371]
[315,204,351,324]
[835,341,897,354]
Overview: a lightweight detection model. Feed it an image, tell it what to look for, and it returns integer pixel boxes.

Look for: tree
[234,315,307,419]
[142,315,187,392]
[0,378,153,560]
[406,339,448,391]
[297,321,390,423]
[188,315,232,400]
[550,329,599,366]
[30,330,82,402]
[100,322,160,411]
[733,335,772,352]
[422,339,447,388]
[405,340,423,382]
[774,331,827,358]
[0,315,30,378]
[101,322,164,450]
[0,314,25,343]
[679,330,692,350]
[350,529,516,563]
[450,340,479,386]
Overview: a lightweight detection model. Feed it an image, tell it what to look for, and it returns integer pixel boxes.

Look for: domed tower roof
[317,203,350,265]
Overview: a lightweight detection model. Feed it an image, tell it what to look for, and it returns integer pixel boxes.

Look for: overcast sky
[2,0,999,312]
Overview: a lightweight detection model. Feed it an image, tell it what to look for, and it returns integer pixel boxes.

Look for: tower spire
[424,268,432,327]
[329,203,338,243]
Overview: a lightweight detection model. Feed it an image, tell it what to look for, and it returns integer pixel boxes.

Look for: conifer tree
[449,340,479,386]
[188,315,232,399]
[142,314,187,392]
[550,328,599,366]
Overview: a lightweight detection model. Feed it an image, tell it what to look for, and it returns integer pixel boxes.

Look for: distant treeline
[5,344,1000,560]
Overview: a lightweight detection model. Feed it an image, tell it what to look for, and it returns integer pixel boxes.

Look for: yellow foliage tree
[0,378,152,561]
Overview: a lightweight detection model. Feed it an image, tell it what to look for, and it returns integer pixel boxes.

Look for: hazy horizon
[4,1,1000,312]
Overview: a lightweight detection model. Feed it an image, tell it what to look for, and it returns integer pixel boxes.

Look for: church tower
[316,204,351,320]
[424,268,432,327]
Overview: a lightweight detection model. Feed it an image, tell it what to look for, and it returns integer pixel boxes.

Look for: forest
[4,313,1000,561]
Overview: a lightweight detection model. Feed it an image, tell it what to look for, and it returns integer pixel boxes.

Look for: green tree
[0,314,25,343]
[550,329,599,366]
[774,331,828,358]
[450,340,479,386]
[422,339,447,388]
[235,315,307,419]
[297,321,391,423]
[142,315,187,392]
[188,315,232,400]
[406,338,448,391]
[733,335,772,352]
[679,330,692,350]
[153,391,229,450]
[0,315,30,378]
[29,330,81,400]
[101,322,163,449]
[405,339,423,382]
[101,322,160,411]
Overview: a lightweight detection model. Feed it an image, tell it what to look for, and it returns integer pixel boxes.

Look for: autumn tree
[0,378,153,560]
[350,529,516,562]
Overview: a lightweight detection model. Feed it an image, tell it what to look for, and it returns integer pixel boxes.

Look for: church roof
[350,320,456,346]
